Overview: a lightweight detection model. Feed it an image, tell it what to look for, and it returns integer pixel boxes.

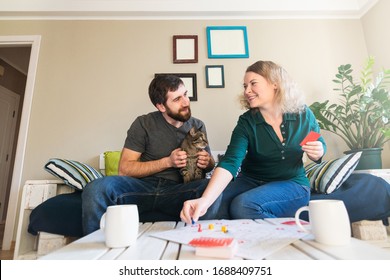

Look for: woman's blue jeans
[81,176,220,235]
[216,175,310,220]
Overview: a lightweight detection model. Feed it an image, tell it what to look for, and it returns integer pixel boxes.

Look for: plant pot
[344,148,383,170]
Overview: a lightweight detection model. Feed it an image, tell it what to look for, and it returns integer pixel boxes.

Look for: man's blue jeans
[81,176,221,235]
[216,175,310,220]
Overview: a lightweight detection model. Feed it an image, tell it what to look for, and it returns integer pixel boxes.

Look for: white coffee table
[39,219,390,260]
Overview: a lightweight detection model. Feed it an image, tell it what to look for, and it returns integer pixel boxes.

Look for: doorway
[0,48,30,224]
[0,85,21,222]
[0,36,41,250]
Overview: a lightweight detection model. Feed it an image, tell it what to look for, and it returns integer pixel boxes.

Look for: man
[82,75,216,235]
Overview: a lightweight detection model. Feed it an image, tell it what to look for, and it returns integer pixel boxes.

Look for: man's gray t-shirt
[124,111,212,182]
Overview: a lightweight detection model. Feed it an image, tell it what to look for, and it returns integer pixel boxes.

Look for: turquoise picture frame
[206,26,249,59]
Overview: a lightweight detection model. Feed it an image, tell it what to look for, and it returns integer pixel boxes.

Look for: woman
[181,60,326,223]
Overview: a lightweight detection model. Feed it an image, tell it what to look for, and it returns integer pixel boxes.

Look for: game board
[150,219,309,259]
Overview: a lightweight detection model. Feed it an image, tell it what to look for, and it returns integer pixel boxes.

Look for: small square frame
[155,73,198,101]
[173,35,198,63]
[205,65,225,88]
[206,26,249,59]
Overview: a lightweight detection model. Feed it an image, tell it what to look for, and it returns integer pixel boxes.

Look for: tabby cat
[180,127,208,183]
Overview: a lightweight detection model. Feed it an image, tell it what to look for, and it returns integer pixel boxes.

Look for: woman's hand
[302,141,324,162]
[180,167,233,224]
[180,197,210,224]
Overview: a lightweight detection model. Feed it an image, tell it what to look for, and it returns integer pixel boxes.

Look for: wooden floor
[0,222,14,260]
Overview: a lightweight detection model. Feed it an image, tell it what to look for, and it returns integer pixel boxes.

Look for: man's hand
[119,147,188,177]
[169,148,188,168]
[196,150,212,169]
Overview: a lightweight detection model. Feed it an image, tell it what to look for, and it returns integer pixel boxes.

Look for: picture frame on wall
[155,73,198,101]
[206,26,249,59]
[173,35,198,63]
[205,65,225,88]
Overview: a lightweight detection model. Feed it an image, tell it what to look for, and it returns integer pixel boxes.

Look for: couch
[17,151,390,258]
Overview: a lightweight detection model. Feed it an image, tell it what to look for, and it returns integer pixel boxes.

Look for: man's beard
[166,106,191,122]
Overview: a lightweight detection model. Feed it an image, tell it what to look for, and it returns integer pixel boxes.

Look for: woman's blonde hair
[240,60,306,113]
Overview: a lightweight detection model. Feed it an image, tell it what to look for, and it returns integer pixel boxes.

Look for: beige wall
[362,0,390,168]
[0,16,387,186]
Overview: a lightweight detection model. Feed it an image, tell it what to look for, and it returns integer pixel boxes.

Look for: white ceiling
[0,0,379,20]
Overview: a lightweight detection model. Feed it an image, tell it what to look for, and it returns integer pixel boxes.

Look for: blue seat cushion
[301,173,390,224]
[28,173,390,237]
[28,192,178,237]
[28,192,84,237]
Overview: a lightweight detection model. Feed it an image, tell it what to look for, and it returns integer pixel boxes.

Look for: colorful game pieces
[221,225,228,233]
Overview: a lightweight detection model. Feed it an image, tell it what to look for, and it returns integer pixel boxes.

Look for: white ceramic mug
[295,199,351,246]
[100,204,139,248]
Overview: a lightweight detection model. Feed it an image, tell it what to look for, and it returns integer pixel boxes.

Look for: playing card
[300,131,321,146]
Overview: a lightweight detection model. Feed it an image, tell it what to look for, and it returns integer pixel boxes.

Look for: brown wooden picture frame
[173,35,198,64]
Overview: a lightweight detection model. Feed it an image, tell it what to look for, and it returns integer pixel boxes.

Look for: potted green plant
[309,57,390,170]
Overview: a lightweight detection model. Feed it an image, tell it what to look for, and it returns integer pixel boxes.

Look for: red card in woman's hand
[300,131,320,146]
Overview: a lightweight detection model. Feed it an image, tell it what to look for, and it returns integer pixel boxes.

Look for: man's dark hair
[149,75,184,106]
